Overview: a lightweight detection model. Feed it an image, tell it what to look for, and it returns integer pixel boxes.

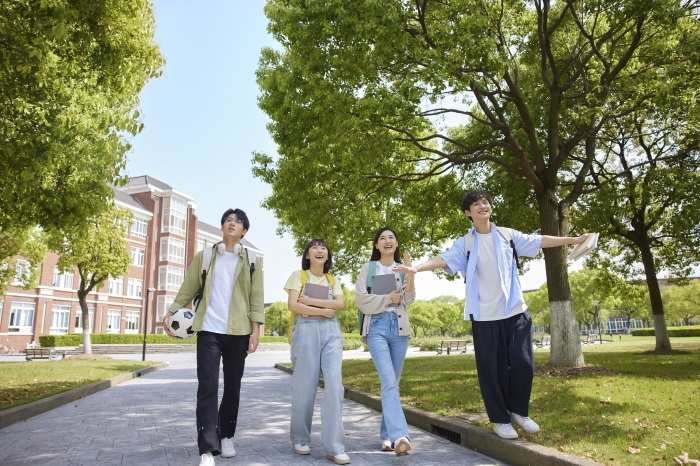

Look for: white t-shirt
[376,262,398,313]
[201,251,239,333]
[475,232,524,321]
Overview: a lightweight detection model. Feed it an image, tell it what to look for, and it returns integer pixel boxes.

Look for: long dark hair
[301,239,332,273]
[370,227,401,262]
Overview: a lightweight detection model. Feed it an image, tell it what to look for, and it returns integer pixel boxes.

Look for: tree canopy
[256,0,700,366]
[0,0,163,276]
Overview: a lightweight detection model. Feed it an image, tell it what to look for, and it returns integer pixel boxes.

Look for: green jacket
[168,247,265,334]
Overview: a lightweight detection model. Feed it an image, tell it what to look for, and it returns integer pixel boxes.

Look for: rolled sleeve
[512,230,543,258]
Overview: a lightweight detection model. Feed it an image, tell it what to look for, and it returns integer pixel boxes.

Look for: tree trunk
[537,194,585,367]
[638,241,672,351]
[78,290,92,354]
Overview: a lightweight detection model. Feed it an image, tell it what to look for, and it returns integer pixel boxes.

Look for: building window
[75,308,95,332]
[158,266,184,292]
[127,278,143,298]
[106,310,121,333]
[197,238,205,252]
[157,295,175,320]
[9,302,35,333]
[162,197,187,236]
[160,237,185,264]
[13,260,30,286]
[53,267,75,289]
[124,310,140,334]
[130,247,145,267]
[131,217,148,239]
[50,305,71,334]
[108,276,124,295]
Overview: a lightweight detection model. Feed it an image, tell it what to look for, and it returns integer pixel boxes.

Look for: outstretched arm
[541,233,591,249]
[393,255,447,274]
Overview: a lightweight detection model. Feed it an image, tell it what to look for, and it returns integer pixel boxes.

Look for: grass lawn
[342,336,699,466]
[0,357,153,411]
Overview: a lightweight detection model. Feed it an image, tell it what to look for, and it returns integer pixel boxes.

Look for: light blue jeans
[290,315,345,456]
[367,312,410,443]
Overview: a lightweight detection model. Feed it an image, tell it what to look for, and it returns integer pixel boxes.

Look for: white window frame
[127,278,143,298]
[13,260,30,286]
[50,305,71,335]
[106,310,121,333]
[131,217,148,239]
[161,197,187,236]
[108,276,124,295]
[124,310,140,334]
[53,267,75,289]
[75,308,95,333]
[9,302,35,333]
[157,295,175,320]
[158,266,184,292]
[130,247,145,267]
[160,237,185,264]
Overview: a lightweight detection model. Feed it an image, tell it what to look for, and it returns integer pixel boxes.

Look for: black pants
[472,311,534,424]
[196,331,250,455]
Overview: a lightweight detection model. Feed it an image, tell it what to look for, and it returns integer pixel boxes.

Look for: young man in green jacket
[163,208,264,466]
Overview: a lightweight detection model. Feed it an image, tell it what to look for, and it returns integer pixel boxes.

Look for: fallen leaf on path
[628,446,641,454]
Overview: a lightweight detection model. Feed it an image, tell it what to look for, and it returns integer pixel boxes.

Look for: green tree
[663,282,700,326]
[0,0,164,265]
[408,300,440,337]
[264,301,291,336]
[338,286,359,333]
[48,204,132,354]
[432,297,462,337]
[256,0,700,366]
[0,227,47,294]
[605,280,651,330]
[524,285,550,333]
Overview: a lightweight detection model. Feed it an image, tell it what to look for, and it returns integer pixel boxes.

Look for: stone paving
[0,348,505,466]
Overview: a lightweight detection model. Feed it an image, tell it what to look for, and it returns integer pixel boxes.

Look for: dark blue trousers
[196,331,250,455]
[472,311,534,423]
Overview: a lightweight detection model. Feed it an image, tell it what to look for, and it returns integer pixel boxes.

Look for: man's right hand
[162,311,177,338]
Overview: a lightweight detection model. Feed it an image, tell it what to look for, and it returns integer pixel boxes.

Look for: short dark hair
[370,227,401,262]
[301,239,332,273]
[461,190,492,220]
[220,208,250,232]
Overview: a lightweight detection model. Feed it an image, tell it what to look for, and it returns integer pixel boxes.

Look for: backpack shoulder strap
[325,273,336,288]
[495,226,520,270]
[202,245,214,275]
[244,247,257,280]
[366,261,377,293]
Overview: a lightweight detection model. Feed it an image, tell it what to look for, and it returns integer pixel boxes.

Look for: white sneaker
[293,442,311,455]
[394,437,411,456]
[326,452,351,464]
[199,453,215,466]
[381,439,393,451]
[493,423,518,439]
[510,412,540,434]
[221,437,236,458]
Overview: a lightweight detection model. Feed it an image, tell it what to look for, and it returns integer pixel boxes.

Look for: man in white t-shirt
[163,208,264,466]
[394,191,589,440]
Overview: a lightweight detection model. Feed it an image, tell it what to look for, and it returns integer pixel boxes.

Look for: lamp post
[591,299,601,345]
[142,287,156,361]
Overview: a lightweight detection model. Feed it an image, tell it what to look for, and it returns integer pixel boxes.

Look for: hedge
[630,326,700,337]
[38,333,351,347]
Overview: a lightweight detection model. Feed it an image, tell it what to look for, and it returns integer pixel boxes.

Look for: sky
[125,0,558,303]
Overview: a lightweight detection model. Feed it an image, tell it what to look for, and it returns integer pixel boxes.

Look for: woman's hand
[298,294,313,306]
[322,308,336,319]
[389,290,401,304]
[403,250,412,267]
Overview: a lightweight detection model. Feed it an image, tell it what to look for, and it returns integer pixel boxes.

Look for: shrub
[630,326,700,337]
[409,336,445,352]
[39,333,196,347]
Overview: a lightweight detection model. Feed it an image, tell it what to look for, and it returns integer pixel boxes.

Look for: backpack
[358,261,406,333]
[194,243,257,311]
[463,226,520,271]
[287,270,336,344]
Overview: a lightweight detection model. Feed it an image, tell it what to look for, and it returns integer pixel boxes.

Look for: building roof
[123,175,173,191]
[112,187,149,213]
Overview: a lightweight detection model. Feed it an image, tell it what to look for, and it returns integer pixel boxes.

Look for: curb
[274,363,601,466]
[0,362,169,429]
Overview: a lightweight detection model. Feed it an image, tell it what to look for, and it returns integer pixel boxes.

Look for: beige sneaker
[394,437,411,456]
[293,442,311,455]
[381,439,393,451]
[326,453,351,464]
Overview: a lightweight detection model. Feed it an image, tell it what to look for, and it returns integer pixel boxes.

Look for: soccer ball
[168,309,196,339]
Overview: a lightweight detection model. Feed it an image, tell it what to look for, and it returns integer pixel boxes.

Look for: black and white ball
[168,309,196,339]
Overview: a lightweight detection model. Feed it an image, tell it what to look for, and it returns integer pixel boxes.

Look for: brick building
[0,175,264,350]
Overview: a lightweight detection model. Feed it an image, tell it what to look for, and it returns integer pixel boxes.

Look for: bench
[581,333,598,345]
[25,347,65,361]
[534,335,551,348]
[436,340,470,355]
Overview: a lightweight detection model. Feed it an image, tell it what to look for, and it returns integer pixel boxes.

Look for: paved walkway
[0,349,504,466]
